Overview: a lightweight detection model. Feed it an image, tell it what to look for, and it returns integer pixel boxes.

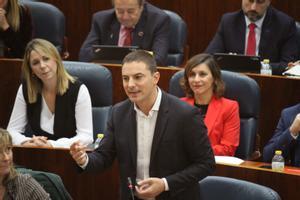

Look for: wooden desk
[215,161,300,200]
[0,59,22,128]
[13,146,300,200]
[13,146,120,200]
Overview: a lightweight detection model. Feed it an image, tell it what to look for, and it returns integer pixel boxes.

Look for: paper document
[282,65,300,76]
[215,156,244,165]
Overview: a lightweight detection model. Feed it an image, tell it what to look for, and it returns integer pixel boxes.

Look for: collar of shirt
[134,87,162,118]
[244,12,266,30]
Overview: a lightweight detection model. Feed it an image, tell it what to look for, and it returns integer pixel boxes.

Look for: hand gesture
[135,178,165,199]
[70,141,88,166]
[0,8,9,30]
[290,113,300,136]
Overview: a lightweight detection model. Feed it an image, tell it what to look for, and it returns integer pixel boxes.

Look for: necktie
[123,27,133,46]
[246,23,256,56]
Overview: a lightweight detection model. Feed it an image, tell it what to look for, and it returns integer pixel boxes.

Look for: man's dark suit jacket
[263,103,300,167]
[205,6,299,75]
[79,2,170,66]
[85,91,215,200]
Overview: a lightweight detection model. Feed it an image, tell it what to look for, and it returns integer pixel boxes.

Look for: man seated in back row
[263,103,300,167]
[205,0,299,75]
[79,0,170,66]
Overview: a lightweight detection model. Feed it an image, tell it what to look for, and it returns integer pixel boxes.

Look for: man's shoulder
[112,99,132,112]
[93,8,115,19]
[162,92,197,113]
[268,6,294,22]
[220,10,243,22]
[282,103,300,116]
[144,2,168,18]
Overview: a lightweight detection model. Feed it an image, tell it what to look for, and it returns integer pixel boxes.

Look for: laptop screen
[92,45,138,64]
[213,53,261,73]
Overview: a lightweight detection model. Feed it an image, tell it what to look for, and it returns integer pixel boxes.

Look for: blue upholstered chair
[63,61,112,140]
[199,176,281,200]
[22,1,67,55]
[169,70,260,159]
[164,10,187,66]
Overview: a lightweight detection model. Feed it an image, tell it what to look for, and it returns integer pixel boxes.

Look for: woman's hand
[0,8,9,30]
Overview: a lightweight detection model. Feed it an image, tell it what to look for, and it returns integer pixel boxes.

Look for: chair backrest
[63,61,113,140]
[22,1,65,53]
[169,70,260,159]
[164,10,187,66]
[17,167,72,200]
[199,176,281,200]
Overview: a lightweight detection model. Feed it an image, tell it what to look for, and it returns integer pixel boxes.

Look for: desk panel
[13,146,300,200]
[13,146,120,200]
[215,161,300,200]
[0,59,22,128]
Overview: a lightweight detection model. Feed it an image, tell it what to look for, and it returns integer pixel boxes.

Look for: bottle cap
[97,133,104,139]
[263,59,270,64]
[275,150,282,155]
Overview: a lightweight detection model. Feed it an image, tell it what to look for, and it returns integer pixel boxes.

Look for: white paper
[282,65,300,76]
[215,156,244,165]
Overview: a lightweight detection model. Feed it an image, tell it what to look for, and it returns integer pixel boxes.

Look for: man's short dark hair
[122,50,157,73]
[112,0,145,7]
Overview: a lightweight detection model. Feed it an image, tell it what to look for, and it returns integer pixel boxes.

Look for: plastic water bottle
[260,59,272,75]
[271,150,285,172]
[94,133,104,149]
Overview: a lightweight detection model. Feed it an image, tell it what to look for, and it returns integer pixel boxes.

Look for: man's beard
[245,11,263,22]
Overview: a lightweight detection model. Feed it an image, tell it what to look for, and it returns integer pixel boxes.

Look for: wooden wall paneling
[0,59,22,128]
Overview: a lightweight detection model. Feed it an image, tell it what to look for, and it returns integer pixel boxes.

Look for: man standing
[79,0,170,66]
[263,103,300,167]
[205,0,298,75]
[70,50,215,200]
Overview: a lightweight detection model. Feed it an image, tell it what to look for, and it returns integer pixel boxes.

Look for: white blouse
[7,84,93,148]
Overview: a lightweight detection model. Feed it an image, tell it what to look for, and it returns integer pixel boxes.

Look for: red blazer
[181,96,240,156]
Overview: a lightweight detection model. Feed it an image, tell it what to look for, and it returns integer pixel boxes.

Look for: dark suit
[263,103,300,167]
[205,6,298,75]
[79,2,170,66]
[85,91,215,200]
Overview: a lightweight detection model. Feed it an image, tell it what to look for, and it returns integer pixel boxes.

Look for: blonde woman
[0,128,50,199]
[0,0,32,58]
[7,39,93,148]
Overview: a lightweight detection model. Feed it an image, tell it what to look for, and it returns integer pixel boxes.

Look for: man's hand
[70,141,88,166]
[135,178,165,199]
[290,113,300,137]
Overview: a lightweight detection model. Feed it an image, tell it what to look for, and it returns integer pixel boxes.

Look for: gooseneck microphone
[127,177,135,200]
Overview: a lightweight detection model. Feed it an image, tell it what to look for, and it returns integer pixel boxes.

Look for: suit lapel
[109,18,120,45]
[127,103,138,168]
[132,4,147,47]
[236,11,247,53]
[259,7,273,55]
[205,97,221,137]
[150,92,169,164]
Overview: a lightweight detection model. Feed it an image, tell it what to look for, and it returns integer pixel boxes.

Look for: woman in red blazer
[180,54,240,156]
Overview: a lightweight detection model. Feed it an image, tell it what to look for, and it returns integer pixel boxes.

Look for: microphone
[127,177,135,200]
